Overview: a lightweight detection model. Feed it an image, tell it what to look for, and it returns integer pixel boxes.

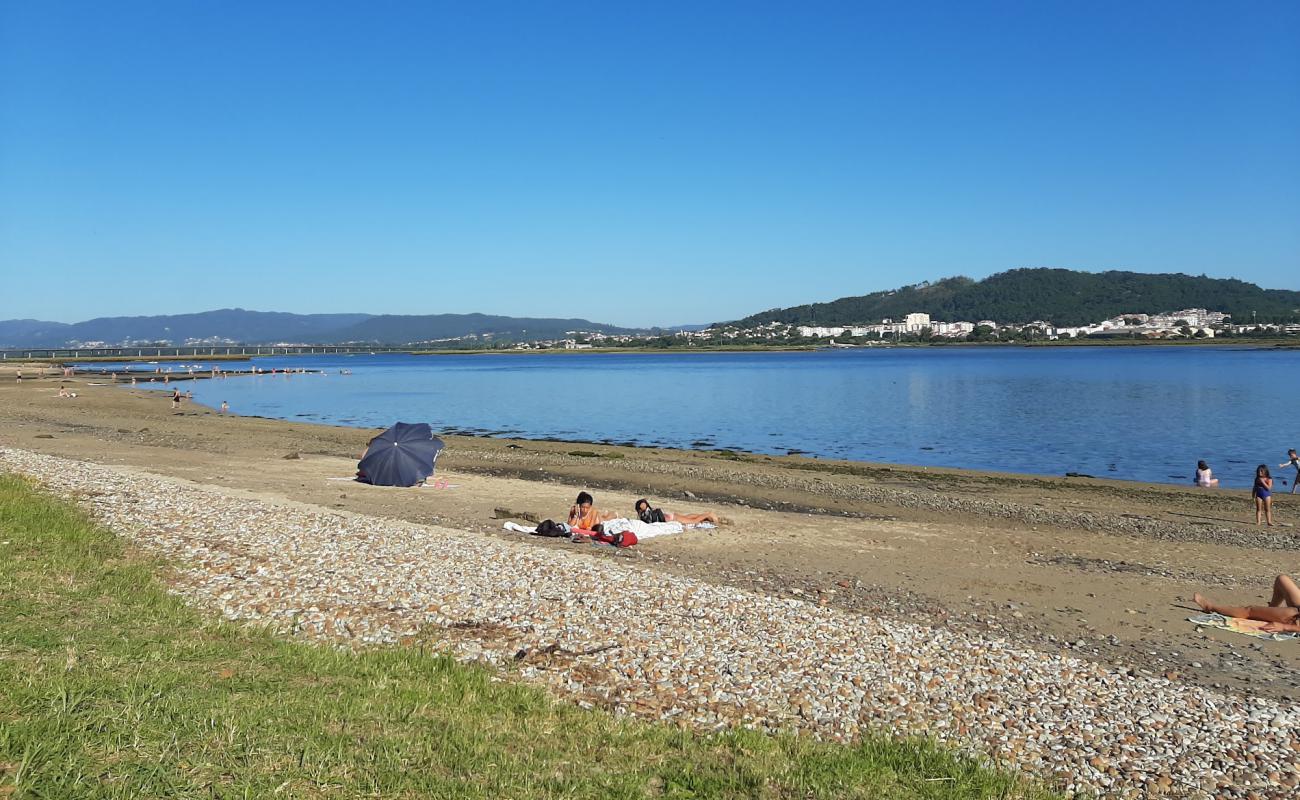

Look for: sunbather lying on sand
[635,498,721,526]
[1194,574,1300,633]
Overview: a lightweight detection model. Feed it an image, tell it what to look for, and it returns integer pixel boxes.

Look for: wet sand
[1,364,1296,701]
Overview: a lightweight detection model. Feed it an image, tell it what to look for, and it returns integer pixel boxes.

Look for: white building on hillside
[904,312,931,331]
[796,326,848,338]
[932,321,974,336]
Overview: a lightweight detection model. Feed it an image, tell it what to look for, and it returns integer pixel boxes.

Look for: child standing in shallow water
[1252,464,1274,526]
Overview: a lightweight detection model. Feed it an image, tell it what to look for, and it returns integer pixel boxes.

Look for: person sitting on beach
[567,491,615,532]
[1194,575,1300,633]
[1193,460,1219,488]
[1252,464,1274,526]
[1279,448,1299,495]
[355,436,378,481]
[634,498,721,526]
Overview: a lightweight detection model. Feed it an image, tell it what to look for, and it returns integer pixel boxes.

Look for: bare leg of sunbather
[664,511,719,525]
[1194,593,1300,623]
[1268,574,1300,608]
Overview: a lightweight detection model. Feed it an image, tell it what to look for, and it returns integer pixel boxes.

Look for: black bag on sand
[533,519,568,537]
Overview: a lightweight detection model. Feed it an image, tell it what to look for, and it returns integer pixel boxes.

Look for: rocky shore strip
[3,446,1297,799]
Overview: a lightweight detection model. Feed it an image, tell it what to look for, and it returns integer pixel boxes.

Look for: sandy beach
[2,366,1300,796]
[5,364,1300,796]
[2,363,1296,704]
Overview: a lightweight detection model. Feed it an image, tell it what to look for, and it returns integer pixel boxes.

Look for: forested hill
[727,269,1300,328]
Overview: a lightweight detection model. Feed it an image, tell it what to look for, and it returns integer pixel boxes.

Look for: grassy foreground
[0,474,1052,799]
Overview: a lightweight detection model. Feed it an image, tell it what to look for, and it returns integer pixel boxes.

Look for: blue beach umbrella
[357,422,444,487]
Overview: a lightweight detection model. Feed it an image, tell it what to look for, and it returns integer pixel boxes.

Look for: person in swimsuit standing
[1278,448,1299,495]
[1252,464,1274,526]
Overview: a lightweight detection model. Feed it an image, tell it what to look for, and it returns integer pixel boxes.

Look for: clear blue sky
[2,1,1297,327]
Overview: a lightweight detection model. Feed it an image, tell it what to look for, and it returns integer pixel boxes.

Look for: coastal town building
[406,305,1261,351]
[718,305,1242,344]
[933,321,974,336]
[796,326,849,338]
[904,312,931,330]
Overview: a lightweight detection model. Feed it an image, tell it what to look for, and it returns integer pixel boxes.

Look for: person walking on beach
[1193,574,1300,633]
[1252,464,1274,526]
[220,400,229,415]
[1279,448,1299,494]
[171,388,182,411]
[1193,460,1219,488]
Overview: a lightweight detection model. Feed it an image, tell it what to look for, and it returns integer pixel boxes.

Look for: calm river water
[93,347,1300,489]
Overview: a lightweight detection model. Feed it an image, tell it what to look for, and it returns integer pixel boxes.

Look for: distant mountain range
[6,269,1297,348]
[726,269,1300,328]
[0,310,638,348]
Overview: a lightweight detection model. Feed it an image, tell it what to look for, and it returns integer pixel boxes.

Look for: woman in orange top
[567,491,613,532]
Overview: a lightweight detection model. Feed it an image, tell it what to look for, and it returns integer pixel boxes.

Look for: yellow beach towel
[1188,612,1298,641]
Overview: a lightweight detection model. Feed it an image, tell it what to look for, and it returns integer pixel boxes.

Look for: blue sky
[2,1,1297,327]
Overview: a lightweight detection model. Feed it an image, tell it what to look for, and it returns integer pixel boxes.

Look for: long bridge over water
[0,345,413,361]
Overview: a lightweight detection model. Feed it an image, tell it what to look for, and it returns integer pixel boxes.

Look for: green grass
[0,474,1055,800]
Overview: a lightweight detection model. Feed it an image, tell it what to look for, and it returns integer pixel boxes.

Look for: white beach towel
[503,521,537,534]
[600,517,685,540]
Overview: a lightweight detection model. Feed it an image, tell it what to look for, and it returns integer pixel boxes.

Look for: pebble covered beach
[3,446,1297,799]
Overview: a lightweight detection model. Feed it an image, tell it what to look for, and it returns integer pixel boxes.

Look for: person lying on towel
[1194,574,1300,633]
[635,498,721,526]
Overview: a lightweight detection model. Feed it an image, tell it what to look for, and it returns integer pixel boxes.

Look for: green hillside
[727,269,1300,328]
